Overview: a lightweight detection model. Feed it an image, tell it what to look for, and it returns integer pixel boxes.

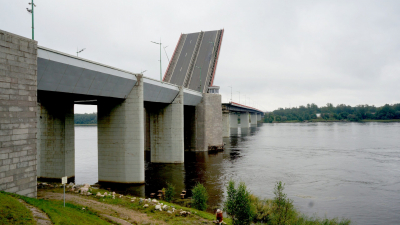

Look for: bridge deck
[163,29,224,93]
[37,46,202,106]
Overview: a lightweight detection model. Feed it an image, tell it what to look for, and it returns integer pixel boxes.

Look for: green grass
[51,187,231,224]
[2,191,111,225]
[0,192,35,225]
[94,191,232,225]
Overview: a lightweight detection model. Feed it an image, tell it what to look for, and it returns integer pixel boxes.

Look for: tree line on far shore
[75,113,97,124]
[264,103,400,123]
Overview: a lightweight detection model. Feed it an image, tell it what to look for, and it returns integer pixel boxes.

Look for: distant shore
[267,119,400,123]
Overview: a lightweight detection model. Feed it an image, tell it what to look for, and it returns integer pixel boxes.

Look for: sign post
[61,176,67,207]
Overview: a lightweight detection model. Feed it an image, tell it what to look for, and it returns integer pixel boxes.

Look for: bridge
[163,29,223,93]
[0,29,228,197]
[222,102,264,137]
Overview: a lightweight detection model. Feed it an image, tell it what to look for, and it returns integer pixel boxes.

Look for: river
[75,122,400,225]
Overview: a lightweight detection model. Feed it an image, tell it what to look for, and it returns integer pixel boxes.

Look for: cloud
[1,0,399,112]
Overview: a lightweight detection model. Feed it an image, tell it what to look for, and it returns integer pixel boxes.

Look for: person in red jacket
[216,209,223,224]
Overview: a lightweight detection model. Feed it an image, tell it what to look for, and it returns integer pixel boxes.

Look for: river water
[75,122,400,225]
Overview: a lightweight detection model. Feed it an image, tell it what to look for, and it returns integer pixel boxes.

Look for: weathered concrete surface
[144,108,150,151]
[257,113,262,122]
[188,93,223,151]
[37,96,74,181]
[222,112,230,138]
[149,87,184,163]
[0,30,38,197]
[250,113,257,127]
[97,75,144,183]
[229,113,239,136]
[240,112,250,128]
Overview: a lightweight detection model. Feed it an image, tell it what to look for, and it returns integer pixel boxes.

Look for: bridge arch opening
[74,104,98,185]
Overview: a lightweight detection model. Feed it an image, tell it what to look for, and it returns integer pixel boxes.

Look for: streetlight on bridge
[76,48,85,57]
[151,39,162,81]
[26,0,36,40]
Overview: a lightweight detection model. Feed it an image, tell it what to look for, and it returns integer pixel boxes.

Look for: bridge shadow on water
[100,123,263,210]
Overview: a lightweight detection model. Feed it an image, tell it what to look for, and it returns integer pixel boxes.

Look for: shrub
[191,183,208,211]
[269,181,297,224]
[165,182,175,202]
[224,180,254,225]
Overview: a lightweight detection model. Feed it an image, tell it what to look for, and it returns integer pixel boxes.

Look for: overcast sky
[1,0,400,113]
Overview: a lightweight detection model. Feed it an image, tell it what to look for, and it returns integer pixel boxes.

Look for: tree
[224,180,254,225]
[164,182,175,202]
[192,183,208,211]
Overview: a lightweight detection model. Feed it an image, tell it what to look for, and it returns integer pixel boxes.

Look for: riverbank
[267,119,400,123]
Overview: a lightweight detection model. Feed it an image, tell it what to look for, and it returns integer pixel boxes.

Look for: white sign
[61,176,67,184]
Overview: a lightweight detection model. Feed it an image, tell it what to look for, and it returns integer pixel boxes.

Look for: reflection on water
[76,122,400,225]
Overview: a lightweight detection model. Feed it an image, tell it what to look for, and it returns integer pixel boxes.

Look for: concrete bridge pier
[222,111,230,137]
[148,87,184,163]
[183,93,223,151]
[257,113,262,122]
[250,113,257,127]
[229,113,239,136]
[37,95,75,182]
[240,112,250,128]
[97,75,144,184]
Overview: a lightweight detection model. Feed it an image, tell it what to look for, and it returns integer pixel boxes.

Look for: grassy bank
[0,192,34,225]
[1,191,111,225]
[47,186,231,224]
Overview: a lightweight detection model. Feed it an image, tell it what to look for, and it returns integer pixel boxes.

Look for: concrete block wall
[98,75,144,183]
[149,87,184,163]
[37,97,74,180]
[0,30,38,197]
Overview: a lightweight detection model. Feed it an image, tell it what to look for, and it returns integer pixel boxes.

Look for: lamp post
[26,0,36,40]
[76,48,85,57]
[195,66,202,92]
[163,46,170,62]
[151,39,162,81]
[228,86,232,103]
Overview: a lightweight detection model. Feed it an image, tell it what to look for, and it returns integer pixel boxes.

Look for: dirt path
[38,190,167,225]
[18,199,52,225]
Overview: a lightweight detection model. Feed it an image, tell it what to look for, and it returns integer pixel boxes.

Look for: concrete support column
[37,98,75,181]
[229,113,239,136]
[222,111,230,137]
[257,113,261,121]
[194,94,223,151]
[144,108,150,151]
[229,113,238,128]
[149,87,184,163]
[97,75,144,184]
[250,113,257,127]
[240,112,250,128]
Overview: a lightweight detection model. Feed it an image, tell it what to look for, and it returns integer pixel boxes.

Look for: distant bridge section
[222,102,264,137]
[163,29,224,93]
